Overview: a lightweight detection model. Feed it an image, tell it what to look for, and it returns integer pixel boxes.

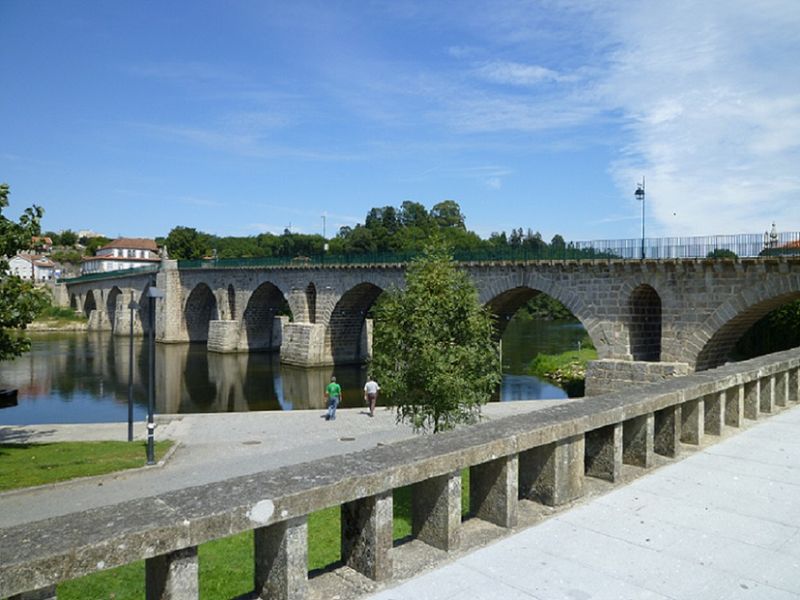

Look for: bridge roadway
[1,401,798,598]
[367,405,800,600]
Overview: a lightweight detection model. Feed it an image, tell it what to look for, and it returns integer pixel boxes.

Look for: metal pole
[127,293,135,442]
[146,288,155,465]
[641,177,645,260]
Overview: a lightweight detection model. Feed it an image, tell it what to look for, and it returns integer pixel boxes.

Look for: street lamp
[146,284,164,464]
[127,293,139,442]
[635,177,646,259]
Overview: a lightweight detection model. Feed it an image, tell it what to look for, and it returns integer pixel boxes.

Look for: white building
[81,238,161,275]
[8,254,56,281]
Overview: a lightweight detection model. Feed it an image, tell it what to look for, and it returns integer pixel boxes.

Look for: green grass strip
[0,441,173,491]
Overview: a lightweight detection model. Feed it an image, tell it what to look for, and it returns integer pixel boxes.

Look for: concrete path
[365,406,800,600]
[0,399,567,528]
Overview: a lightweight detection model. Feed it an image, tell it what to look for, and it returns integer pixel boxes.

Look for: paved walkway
[366,406,800,600]
[0,399,567,528]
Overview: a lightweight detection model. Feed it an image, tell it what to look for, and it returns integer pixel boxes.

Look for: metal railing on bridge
[59,264,159,284]
[177,231,800,270]
[58,232,800,280]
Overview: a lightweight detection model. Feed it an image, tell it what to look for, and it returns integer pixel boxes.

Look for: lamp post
[635,177,646,259]
[127,293,139,442]
[322,213,329,265]
[146,284,164,465]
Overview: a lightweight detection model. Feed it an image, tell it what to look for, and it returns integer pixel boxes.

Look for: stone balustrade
[2,349,799,600]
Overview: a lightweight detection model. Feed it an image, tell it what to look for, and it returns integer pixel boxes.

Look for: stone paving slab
[365,406,800,600]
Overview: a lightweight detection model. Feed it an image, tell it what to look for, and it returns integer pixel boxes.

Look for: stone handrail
[2,349,799,599]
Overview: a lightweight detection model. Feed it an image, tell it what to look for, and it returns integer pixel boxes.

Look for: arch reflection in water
[157,343,366,414]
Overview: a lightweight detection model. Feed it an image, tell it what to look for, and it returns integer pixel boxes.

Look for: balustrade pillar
[760,377,775,414]
[145,546,198,600]
[519,435,584,506]
[254,517,308,600]
[703,392,724,436]
[725,386,744,428]
[470,454,518,528]
[792,368,800,402]
[775,371,788,407]
[744,380,760,420]
[584,423,623,482]
[411,471,461,551]
[341,491,393,582]
[680,398,704,445]
[654,405,681,457]
[623,413,654,468]
[9,586,56,600]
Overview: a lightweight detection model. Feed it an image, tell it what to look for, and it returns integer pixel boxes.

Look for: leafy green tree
[0,184,49,360]
[164,226,211,260]
[431,200,466,229]
[43,230,61,246]
[83,236,111,256]
[707,248,738,259]
[372,241,501,432]
[60,229,78,247]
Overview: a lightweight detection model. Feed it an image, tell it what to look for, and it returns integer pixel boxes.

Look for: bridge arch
[227,284,236,320]
[629,284,662,361]
[695,289,800,371]
[106,286,123,333]
[327,282,384,364]
[482,283,599,351]
[84,290,97,319]
[184,283,219,342]
[306,283,317,324]
[240,282,288,351]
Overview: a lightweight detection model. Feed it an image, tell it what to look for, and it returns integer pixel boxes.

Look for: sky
[1,1,799,243]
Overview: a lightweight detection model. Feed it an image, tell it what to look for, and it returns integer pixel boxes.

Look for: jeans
[326,396,340,420]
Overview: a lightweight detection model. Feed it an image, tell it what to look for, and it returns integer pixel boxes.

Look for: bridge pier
[280,323,328,366]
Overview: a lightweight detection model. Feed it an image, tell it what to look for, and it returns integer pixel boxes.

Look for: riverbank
[528,347,598,397]
[27,319,88,332]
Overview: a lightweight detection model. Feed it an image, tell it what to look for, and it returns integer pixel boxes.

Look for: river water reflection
[0,320,584,425]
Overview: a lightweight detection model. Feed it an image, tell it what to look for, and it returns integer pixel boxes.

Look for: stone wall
[585,359,691,396]
[66,258,800,375]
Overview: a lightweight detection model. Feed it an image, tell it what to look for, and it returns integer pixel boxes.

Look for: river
[0,320,584,425]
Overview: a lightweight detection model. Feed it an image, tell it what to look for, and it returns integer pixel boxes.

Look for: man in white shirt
[363,376,380,418]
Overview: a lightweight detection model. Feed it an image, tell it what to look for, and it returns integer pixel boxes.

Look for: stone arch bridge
[61,257,800,393]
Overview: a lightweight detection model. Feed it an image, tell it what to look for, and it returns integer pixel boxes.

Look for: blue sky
[2,1,798,243]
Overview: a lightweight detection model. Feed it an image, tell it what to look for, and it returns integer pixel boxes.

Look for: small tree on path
[372,241,501,432]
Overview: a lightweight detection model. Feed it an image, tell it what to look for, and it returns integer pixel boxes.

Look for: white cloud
[594,0,800,235]
[475,61,576,86]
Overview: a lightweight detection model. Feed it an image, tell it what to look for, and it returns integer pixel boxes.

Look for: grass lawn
[0,441,173,491]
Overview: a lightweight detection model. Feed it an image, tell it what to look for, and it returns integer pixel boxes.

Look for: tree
[707,248,738,259]
[164,226,211,260]
[431,200,466,229]
[60,229,78,247]
[0,184,49,360]
[372,241,501,432]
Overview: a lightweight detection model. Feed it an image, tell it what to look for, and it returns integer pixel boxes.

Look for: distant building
[77,230,106,240]
[31,236,53,253]
[9,254,56,281]
[80,238,161,275]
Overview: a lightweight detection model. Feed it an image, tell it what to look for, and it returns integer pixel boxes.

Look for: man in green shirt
[324,375,342,421]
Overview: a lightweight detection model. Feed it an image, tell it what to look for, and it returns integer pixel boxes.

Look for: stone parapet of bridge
[2,348,798,600]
